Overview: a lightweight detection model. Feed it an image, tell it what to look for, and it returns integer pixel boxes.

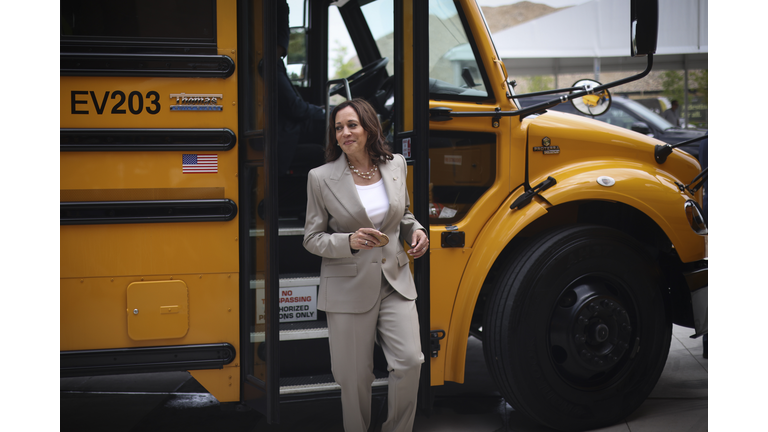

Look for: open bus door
[395,0,432,414]
[237,0,280,422]
[237,0,431,423]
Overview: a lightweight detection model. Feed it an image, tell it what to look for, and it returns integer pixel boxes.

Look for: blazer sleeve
[396,155,426,245]
[303,168,356,259]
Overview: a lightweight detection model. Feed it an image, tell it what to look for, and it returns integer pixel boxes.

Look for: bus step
[250,218,305,238]
[251,322,328,343]
[279,373,388,395]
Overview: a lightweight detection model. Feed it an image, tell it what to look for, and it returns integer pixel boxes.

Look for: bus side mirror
[287,27,309,86]
[570,79,612,117]
[630,0,658,57]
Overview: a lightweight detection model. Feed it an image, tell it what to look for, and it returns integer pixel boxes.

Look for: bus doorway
[237,0,430,422]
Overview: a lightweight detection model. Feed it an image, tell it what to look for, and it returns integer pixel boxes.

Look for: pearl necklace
[348,161,378,179]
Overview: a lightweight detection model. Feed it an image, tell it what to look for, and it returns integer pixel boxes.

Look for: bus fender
[443,163,705,383]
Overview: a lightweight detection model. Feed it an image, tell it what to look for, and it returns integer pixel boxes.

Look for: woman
[303,99,429,432]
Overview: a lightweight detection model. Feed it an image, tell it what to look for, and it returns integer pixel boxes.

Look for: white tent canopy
[491,0,708,77]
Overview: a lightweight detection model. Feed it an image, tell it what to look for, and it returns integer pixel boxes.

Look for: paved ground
[60,325,707,431]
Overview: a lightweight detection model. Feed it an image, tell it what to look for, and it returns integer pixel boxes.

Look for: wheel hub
[549,280,635,386]
[590,323,610,343]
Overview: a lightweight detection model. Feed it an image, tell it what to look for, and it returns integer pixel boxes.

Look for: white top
[355,179,389,230]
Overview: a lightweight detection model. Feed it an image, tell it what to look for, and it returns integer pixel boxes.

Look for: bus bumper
[685,261,708,338]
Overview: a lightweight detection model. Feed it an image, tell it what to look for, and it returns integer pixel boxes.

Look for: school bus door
[237,0,278,422]
[237,0,431,423]
[395,0,432,414]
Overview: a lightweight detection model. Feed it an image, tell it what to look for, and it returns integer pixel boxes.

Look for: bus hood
[524,110,702,190]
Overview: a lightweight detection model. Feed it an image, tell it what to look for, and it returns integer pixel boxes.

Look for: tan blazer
[303,154,425,313]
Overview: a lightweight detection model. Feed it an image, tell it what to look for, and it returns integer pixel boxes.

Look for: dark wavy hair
[326,98,393,164]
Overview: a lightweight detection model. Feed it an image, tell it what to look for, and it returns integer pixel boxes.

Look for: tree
[528,75,554,93]
[691,69,708,105]
[287,30,306,65]
[330,41,358,80]
[660,70,684,105]
[661,69,708,128]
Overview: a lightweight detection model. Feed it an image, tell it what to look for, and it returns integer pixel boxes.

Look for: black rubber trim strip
[60,199,238,225]
[60,129,236,152]
[60,343,236,377]
[60,53,235,78]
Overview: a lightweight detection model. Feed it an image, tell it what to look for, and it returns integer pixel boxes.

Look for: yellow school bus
[60,1,706,430]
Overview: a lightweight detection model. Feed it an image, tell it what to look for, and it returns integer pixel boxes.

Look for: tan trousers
[326,276,424,432]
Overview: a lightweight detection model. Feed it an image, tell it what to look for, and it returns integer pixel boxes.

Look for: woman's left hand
[408,230,429,259]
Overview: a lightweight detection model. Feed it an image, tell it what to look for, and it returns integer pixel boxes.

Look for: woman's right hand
[349,228,383,250]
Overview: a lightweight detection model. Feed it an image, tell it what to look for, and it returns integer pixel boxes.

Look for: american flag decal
[182,154,218,173]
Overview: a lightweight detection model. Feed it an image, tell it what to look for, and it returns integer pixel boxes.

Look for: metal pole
[593,57,601,82]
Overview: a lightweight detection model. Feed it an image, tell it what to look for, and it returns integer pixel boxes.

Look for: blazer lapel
[380,157,402,233]
[323,156,373,229]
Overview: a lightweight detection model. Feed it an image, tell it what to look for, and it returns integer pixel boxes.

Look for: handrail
[325,78,352,128]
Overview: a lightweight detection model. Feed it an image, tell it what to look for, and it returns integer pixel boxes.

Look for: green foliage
[691,69,708,105]
[331,42,358,79]
[661,69,708,128]
[528,75,554,92]
[660,70,684,104]
[287,30,306,65]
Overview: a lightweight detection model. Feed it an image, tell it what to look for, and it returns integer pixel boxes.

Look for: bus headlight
[684,200,707,235]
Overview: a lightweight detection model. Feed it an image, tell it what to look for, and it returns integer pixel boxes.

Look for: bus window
[359,0,396,124]
[428,0,489,99]
[328,5,360,105]
[429,132,496,223]
[60,0,217,52]
[360,0,395,77]
[286,0,309,87]
[326,0,395,140]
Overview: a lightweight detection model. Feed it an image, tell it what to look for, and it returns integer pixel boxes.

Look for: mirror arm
[592,54,654,94]
[515,97,570,120]
[654,133,708,164]
[513,55,653,101]
[429,98,565,123]
[518,55,654,120]
[513,87,583,99]
[430,55,656,123]
[686,167,708,194]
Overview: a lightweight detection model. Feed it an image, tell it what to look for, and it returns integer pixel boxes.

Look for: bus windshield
[360,0,395,76]
[427,0,488,98]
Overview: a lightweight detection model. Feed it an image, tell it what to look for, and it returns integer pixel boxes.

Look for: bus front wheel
[482,225,671,432]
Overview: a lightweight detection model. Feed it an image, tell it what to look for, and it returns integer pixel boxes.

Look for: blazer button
[382,258,387,264]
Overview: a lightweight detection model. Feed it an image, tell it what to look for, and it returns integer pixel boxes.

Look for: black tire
[483,225,671,431]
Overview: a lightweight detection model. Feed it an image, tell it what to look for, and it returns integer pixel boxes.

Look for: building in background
[485,0,708,128]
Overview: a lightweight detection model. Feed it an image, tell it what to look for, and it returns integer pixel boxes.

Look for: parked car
[634,96,670,116]
[519,95,707,158]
